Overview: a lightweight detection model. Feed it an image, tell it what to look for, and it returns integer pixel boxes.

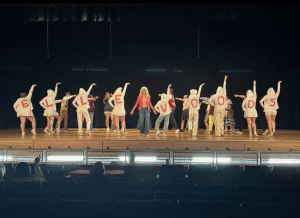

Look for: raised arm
[34,156,45,182]
[27,84,37,100]
[39,98,46,109]
[122,83,131,96]
[197,83,205,98]
[55,100,62,103]
[108,96,115,108]
[86,83,97,96]
[54,82,61,99]
[72,97,78,108]
[253,80,257,98]
[223,75,228,96]
[63,95,76,101]
[276,81,282,97]
[176,98,185,102]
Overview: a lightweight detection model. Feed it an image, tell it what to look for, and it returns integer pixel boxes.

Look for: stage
[0,129,300,151]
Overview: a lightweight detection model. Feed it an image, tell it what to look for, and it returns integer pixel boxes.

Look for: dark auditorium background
[0,4,299,129]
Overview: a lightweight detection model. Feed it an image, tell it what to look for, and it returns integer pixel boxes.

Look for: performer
[185,83,205,136]
[72,83,97,136]
[88,94,99,132]
[103,92,114,132]
[108,83,131,136]
[208,75,228,137]
[56,92,76,131]
[239,80,258,136]
[175,95,189,132]
[39,82,62,135]
[259,81,282,137]
[44,100,65,134]
[224,104,235,132]
[154,84,172,136]
[13,84,37,136]
[201,96,214,134]
[159,87,180,133]
[130,86,157,137]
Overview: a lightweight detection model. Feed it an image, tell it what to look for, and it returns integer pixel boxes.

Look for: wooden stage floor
[0,129,300,151]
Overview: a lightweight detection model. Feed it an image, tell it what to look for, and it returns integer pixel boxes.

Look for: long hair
[139,86,150,97]
[104,92,110,99]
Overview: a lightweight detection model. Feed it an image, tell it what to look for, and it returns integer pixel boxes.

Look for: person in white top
[13,84,37,136]
[259,81,282,137]
[154,84,172,136]
[208,75,228,137]
[185,83,205,136]
[108,83,131,136]
[39,82,62,135]
[72,83,97,136]
[240,80,258,136]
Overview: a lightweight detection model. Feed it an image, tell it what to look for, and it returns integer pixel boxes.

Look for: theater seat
[107,191,153,201]
[116,199,172,218]
[6,181,42,191]
[155,182,194,191]
[9,191,53,199]
[42,181,77,192]
[116,182,153,192]
[155,191,199,203]
[78,181,115,192]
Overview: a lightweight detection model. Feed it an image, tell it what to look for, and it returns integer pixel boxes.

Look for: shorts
[225,118,235,127]
[181,109,189,120]
[265,109,277,116]
[104,111,112,114]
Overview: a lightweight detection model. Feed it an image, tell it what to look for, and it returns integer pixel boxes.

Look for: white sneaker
[56,128,61,133]
[175,129,180,134]
[234,131,243,134]
[51,130,55,133]
[107,128,110,132]
[87,131,91,136]
[262,129,269,135]
[111,129,116,133]
[31,129,36,135]
[249,132,253,137]
[121,130,125,135]
[79,132,83,136]
[253,132,258,137]
[225,129,228,132]
[44,129,48,133]
[163,133,167,136]
[267,133,273,137]
[192,133,197,136]
[22,132,25,136]
[156,131,161,136]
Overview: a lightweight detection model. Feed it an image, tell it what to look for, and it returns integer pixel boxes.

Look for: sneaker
[51,130,55,133]
[175,129,180,134]
[79,132,83,136]
[225,129,228,132]
[48,131,51,136]
[87,131,91,136]
[262,129,269,135]
[189,129,193,136]
[31,129,36,135]
[229,129,233,132]
[234,131,243,134]
[118,131,120,136]
[56,128,61,133]
[107,128,110,132]
[192,133,197,136]
[267,133,273,137]
[253,132,258,137]
[22,131,25,136]
[44,129,48,133]
[156,131,161,136]
[179,129,184,132]
[121,130,125,135]
[163,133,167,136]
[204,131,210,134]
[111,129,116,133]
[249,132,252,137]
[146,134,149,137]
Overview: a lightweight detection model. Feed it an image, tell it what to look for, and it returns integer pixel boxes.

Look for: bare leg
[109,114,114,128]
[120,116,125,128]
[181,120,184,130]
[115,116,120,131]
[251,117,257,132]
[271,115,276,133]
[105,114,110,129]
[55,115,61,131]
[204,118,209,130]
[47,117,51,133]
[266,114,273,134]
[20,116,26,132]
[246,117,252,133]
[26,116,36,129]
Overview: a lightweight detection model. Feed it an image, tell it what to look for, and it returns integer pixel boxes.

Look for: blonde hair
[139,86,150,97]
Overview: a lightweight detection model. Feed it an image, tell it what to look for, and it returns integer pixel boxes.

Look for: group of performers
[13,76,282,137]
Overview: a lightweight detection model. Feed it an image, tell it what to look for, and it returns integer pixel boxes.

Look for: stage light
[135,156,157,162]
[47,155,84,162]
[267,159,300,164]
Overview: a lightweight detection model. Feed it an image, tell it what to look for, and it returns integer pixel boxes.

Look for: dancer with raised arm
[56,92,76,131]
[237,80,258,136]
[130,86,157,137]
[39,82,62,135]
[259,81,282,137]
[103,92,114,132]
[109,83,131,136]
[72,83,97,136]
[185,83,205,136]
[208,75,228,137]
[13,84,37,136]
[154,84,172,136]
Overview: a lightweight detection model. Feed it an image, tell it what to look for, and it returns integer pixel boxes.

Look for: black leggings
[169,110,179,129]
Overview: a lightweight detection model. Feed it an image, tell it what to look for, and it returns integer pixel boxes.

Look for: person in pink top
[130,86,157,136]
